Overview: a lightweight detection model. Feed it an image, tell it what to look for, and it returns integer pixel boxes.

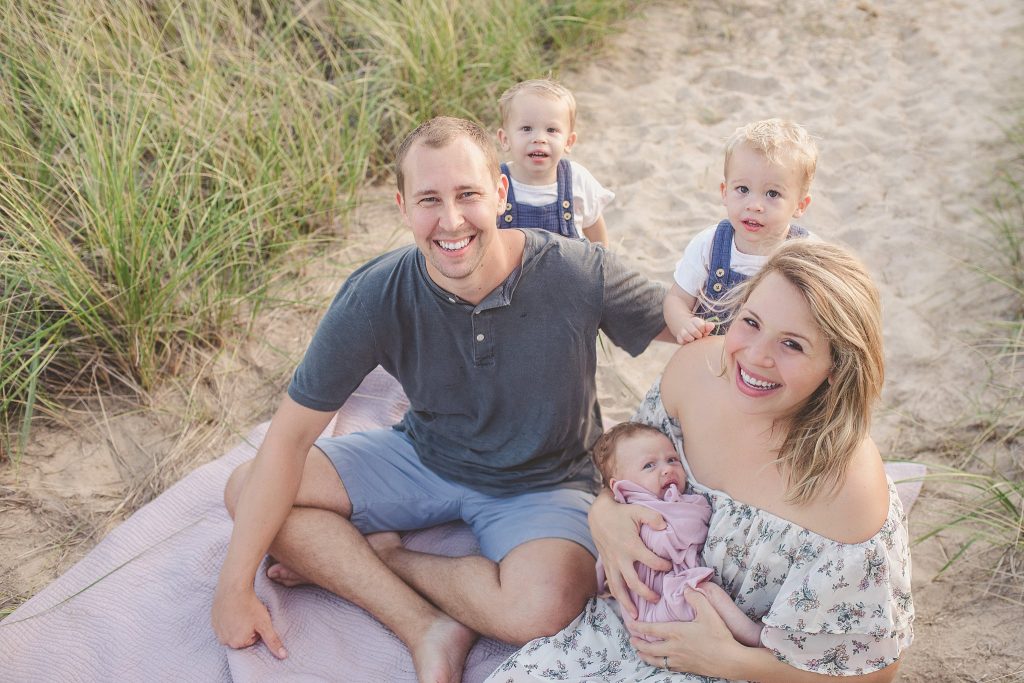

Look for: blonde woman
[489,241,914,682]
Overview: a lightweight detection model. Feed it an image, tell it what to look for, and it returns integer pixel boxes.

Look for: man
[211,116,666,683]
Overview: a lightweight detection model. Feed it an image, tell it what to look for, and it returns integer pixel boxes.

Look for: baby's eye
[668,457,680,465]
[767,189,781,199]
[641,462,655,470]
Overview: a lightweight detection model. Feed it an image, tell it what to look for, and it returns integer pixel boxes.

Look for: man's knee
[223,460,253,517]
[498,576,593,645]
[495,540,597,644]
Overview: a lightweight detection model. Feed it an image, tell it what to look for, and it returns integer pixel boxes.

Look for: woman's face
[723,271,833,419]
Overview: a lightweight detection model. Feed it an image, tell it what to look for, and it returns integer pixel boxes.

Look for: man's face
[396,136,507,289]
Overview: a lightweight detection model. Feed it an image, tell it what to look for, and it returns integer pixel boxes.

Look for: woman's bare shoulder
[661,336,723,414]
[810,438,890,544]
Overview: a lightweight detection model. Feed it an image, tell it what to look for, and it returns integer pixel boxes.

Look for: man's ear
[396,190,409,223]
[793,194,812,218]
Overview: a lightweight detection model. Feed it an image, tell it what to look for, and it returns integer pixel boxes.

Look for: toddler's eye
[767,190,781,198]
[521,126,532,132]
[736,185,749,194]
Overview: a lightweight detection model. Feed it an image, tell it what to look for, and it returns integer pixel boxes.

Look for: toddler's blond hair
[498,78,577,131]
[724,119,817,195]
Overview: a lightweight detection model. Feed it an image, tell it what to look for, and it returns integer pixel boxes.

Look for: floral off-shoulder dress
[486,380,914,682]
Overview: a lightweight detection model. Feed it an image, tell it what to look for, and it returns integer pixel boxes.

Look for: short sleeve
[672,226,716,296]
[288,275,380,412]
[598,251,665,357]
[569,161,614,229]
[759,482,915,676]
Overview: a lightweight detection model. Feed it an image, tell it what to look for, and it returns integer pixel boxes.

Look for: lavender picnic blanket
[0,368,926,681]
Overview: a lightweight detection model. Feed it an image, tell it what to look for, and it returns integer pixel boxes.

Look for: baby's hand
[675,316,715,344]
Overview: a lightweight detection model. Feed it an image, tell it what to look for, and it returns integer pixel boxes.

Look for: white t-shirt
[504,160,614,237]
[673,223,816,296]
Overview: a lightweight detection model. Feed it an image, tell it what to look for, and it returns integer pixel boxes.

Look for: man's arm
[211,396,335,658]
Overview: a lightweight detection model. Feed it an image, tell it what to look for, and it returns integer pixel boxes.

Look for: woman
[488,241,913,682]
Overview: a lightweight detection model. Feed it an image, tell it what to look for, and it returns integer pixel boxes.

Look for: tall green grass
[920,118,1024,592]
[0,0,636,459]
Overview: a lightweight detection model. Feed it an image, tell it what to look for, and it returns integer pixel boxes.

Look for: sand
[2,0,1022,680]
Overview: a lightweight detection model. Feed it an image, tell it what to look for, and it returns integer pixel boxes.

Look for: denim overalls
[497,159,578,238]
[697,219,809,323]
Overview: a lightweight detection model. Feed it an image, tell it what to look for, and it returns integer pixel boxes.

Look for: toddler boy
[664,119,816,343]
[496,79,612,246]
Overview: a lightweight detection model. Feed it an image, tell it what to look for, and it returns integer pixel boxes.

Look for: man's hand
[212,583,288,659]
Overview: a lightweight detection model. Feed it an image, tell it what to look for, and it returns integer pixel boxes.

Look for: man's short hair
[497,78,577,131]
[395,116,500,196]
[592,422,668,484]
[724,118,818,195]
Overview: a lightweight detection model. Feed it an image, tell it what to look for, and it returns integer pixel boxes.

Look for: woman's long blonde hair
[723,241,885,504]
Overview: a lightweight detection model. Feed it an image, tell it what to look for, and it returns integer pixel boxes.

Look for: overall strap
[787,223,808,239]
[704,219,744,303]
[555,159,578,238]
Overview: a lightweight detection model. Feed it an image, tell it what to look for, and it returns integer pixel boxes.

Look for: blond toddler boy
[496,79,612,246]
[664,119,817,343]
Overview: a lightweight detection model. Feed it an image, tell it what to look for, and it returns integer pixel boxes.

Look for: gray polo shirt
[288,230,665,496]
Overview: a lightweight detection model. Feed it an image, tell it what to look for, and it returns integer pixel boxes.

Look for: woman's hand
[630,588,742,677]
[589,489,672,619]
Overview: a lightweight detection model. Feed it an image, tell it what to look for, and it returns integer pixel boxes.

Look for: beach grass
[919,118,1024,595]
[0,0,636,460]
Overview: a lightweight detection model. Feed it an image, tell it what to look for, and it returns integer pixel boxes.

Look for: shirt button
[448,297,456,303]
[476,334,485,341]
[715,268,726,277]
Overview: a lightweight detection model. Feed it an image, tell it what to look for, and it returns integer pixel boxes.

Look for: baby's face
[611,431,685,496]
[720,142,811,256]
[497,92,576,184]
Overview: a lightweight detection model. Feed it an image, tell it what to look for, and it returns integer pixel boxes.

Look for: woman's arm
[589,488,672,619]
[631,589,901,683]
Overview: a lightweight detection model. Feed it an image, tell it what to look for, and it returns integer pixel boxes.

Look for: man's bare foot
[266,561,311,587]
[365,530,403,560]
[410,613,478,683]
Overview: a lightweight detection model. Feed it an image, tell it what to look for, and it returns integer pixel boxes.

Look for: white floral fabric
[486,380,914,682]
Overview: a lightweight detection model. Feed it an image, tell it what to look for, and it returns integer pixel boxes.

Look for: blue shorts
[314,428,596,562]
